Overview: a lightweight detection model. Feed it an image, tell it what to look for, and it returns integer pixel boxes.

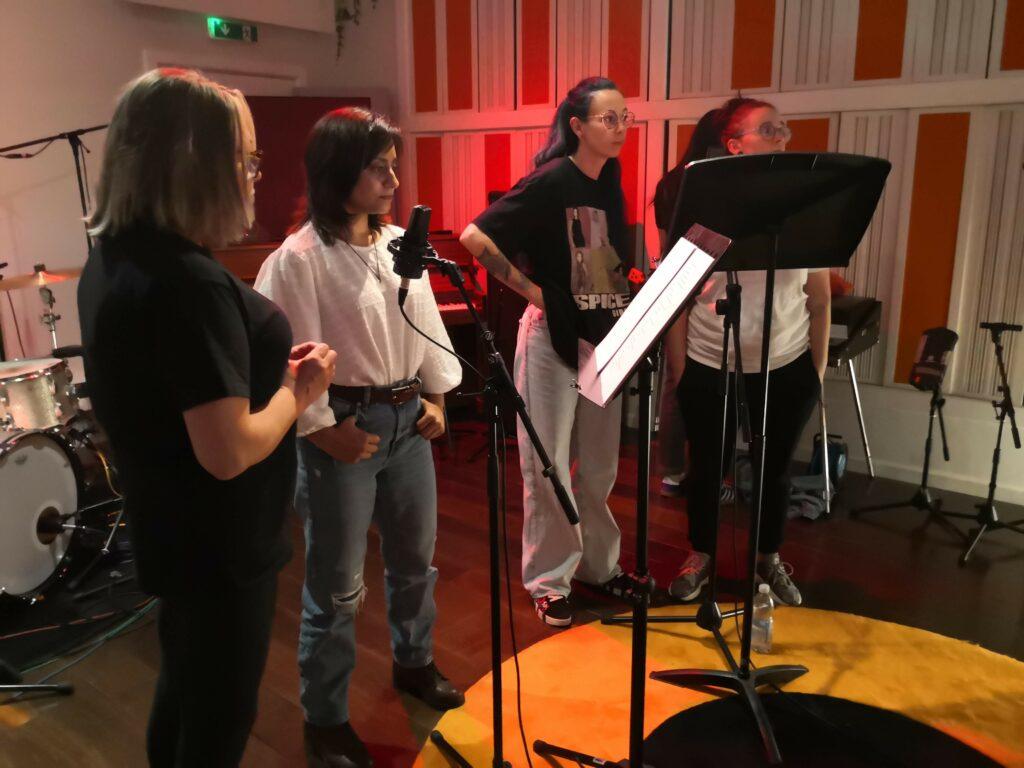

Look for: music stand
[535,225,728,768]
[651,152,891,765]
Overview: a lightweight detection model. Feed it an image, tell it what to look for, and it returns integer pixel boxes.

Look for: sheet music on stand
[577,225,727,407]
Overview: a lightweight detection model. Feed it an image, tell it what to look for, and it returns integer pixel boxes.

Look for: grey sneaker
[756,553,802,606]
[668,551,711,601]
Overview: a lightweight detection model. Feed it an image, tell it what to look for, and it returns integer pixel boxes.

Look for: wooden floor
[2,429,1023,768]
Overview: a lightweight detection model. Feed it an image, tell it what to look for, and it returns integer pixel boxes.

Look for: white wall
[0,0,398,369]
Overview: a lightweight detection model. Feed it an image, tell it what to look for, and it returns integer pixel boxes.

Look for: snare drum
[0,358,78,431]
[0,422,117,601]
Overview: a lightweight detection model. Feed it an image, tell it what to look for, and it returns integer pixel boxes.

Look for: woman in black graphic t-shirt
[78,69,335,767]
[461,77,633,628]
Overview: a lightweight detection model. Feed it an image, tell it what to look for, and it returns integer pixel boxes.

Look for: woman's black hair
[679,108,726,166]
[533,76,620,168]
[302,107,402,245]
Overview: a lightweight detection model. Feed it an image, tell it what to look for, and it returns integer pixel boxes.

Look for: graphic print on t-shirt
[567,206,630,318]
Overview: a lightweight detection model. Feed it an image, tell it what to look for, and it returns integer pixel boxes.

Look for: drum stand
[66,497,126,593]
[39,285,61,350]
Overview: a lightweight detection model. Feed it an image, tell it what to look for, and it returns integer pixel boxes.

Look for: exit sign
[207,17,258,43]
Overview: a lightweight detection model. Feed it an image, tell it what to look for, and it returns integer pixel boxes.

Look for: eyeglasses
[586,110,636,131]
[733,121,792,143]
[366,159,399,183]
[244,149,263,180]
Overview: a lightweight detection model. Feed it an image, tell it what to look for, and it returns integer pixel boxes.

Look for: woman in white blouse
[255,108,464,768]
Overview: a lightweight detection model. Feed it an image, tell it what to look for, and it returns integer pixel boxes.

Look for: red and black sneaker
[534,595,573,628]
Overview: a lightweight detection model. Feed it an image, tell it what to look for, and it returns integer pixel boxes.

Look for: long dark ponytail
[533,76,619,168]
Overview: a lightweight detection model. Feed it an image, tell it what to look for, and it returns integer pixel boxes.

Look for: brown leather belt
[329,378,422,406]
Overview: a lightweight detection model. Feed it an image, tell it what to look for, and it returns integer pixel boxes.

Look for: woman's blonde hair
[87,68,250,248]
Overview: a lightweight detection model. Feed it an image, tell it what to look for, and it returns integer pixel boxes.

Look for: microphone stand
[411,250,578,768]
[0,125,107,254]
[955,323,1023,564]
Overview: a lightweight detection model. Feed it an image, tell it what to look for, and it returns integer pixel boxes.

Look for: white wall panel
[835,110,909,385]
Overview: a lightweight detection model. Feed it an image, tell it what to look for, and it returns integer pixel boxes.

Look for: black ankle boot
[392,661,465,711]
[304,720,373,768]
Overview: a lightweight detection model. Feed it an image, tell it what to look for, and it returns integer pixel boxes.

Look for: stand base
[430,730,509,768]
[853,487,970,542]
[959,502,1024,565]
[652,661,808,765]
[533,739,652,768]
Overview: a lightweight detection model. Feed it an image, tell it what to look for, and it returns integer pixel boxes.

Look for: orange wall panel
[854,0,908,81]
[416,136,445,229]
[894,113,971,384]
[786,117,831,152]
[446,0,474,110]
[485,133,512,195]
[731,0,776,90]
[1002,0,1024,71]
[521,0,551,105]
[675,123,697,165]
[620,127,642,225]
[412,0,439,113]
[607,0,644,98]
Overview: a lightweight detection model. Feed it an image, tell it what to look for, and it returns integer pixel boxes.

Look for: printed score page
[577,237,718,407]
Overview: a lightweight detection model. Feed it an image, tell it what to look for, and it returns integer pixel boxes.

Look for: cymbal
[0,267,83,292]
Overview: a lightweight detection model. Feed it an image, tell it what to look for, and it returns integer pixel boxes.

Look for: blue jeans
[296,394,438,727]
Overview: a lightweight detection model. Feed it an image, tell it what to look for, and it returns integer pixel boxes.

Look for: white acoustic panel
[556,0,605,97]
[779,0,857,91]
[477,0,516,110]
[510,129,550,182]
[667,0,734,97]
[908,0,994,81]
[835,109,909,385]
[441,133,486,234]
[954,107,1024,397]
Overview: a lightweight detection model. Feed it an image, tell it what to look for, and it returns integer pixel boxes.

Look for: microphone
[388,205,433,307]
[980,321,1022,333]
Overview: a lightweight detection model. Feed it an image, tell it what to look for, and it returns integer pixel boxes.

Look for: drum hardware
[39,285,61,350]
[1,420,120,603]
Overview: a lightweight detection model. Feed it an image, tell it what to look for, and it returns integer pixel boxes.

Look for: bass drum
[0,421,118,601]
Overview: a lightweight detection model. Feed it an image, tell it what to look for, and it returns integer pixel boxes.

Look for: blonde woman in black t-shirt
[460,77,634,628]
[79,69,335,767]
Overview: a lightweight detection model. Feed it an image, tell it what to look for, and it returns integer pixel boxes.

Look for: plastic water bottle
[752,583,774,654]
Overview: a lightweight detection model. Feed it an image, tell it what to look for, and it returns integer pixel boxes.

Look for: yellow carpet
[416,607,1024,767]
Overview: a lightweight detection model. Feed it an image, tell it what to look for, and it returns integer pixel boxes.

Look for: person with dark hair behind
[255,108,464,768]
[664,97,831,609]
[651,109,724,498]
[460,77,634,628]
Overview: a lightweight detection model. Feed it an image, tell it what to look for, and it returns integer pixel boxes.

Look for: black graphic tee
[473,156,631,369]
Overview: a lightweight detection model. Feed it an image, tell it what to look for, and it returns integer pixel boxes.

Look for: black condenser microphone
[389,205,432,307]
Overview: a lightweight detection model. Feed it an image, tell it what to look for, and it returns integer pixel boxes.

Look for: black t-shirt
[78,224,295,596]
[473,156,631,368]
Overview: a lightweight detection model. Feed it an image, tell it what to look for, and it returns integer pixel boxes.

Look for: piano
[427,231,484,325]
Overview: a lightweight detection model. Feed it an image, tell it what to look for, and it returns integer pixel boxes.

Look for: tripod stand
[957,322,1023,565]
[854,327,967,542]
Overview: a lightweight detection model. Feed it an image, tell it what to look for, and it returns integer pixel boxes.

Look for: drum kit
[0,264,123,606]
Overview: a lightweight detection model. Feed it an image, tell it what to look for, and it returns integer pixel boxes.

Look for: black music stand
[650,152,891,765]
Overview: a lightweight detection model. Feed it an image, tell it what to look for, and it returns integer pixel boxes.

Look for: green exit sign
[207,17,258,42]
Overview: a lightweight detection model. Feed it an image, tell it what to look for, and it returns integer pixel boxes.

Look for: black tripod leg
[430,731,476,768]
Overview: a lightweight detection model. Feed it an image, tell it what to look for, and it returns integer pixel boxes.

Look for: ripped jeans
[296,394,439,727]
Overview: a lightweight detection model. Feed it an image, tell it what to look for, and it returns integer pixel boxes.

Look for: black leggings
[147,575,278,768]
[677,351,820,555]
